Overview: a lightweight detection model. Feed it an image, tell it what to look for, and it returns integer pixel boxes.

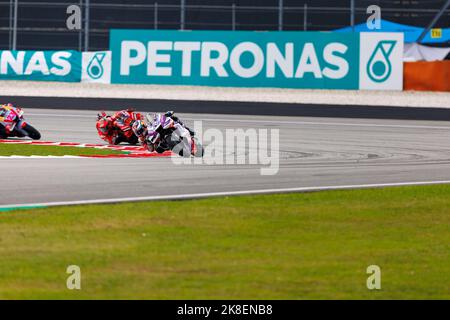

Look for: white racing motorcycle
[146,113,204,158]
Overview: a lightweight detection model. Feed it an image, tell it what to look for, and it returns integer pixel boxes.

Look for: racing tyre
[23,124,41,140]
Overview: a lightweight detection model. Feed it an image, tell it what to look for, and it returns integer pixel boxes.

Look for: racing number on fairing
[5,112,16,122]
[0,109,16,122]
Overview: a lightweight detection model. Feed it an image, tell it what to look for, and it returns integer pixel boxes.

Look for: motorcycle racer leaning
[132,119,152,151]
[132,111,194,153]
[96,109,142,145]
[0,103,23,138]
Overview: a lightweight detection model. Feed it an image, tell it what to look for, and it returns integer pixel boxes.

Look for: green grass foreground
[0,143,125,156]
[0,185,449,299]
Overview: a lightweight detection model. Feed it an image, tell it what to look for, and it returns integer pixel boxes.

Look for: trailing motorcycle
[0,104,41,140]
[96,110,141,145]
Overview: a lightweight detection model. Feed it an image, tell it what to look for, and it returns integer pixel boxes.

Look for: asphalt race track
[2,108,450,207]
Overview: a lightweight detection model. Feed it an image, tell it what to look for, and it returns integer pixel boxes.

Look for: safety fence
[0,1,447,51]
[404,60,450,91]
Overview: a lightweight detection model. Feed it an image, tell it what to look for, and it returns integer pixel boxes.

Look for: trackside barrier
[110,30,404,90]
[0,31,404,90]
[404,61,450,92]
[0,50,111,83]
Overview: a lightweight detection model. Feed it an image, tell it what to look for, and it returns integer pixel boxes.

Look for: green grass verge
[0,185,449,299]
[0,144,125,156]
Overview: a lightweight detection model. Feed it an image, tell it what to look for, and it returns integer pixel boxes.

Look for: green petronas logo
[367,40,396,83]
[87,52,106,79]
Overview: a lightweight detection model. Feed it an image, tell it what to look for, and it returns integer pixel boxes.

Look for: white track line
[27,113,450,130]
[2,180,450,210]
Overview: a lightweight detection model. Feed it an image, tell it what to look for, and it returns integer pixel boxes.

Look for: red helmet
[96,117,113,135]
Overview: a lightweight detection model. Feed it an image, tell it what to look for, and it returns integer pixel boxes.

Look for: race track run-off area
[2,108,450,207]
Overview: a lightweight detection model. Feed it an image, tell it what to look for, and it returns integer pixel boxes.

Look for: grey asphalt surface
[2,108,450,206]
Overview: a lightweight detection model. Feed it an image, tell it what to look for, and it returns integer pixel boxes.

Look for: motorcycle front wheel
[23,123,41,140]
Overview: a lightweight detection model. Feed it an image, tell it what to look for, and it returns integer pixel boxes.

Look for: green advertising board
[110,30,404,90]
[0,31,403,90]
[110,30,361,89]
[0,50,81,82]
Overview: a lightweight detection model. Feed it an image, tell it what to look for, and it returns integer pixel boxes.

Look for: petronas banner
[109,30,403,90]
[81,51,112,84]
[0,31,404,90]
[0,50,82,82]
[359,33,404,90]
[0,50,111,84]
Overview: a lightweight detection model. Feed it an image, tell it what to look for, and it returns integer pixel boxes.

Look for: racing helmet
[132,120,147,137]
[96,117,112,134]
[1,103,14,109]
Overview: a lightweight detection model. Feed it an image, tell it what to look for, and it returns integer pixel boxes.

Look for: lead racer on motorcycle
[131,119,152,151]
[96,109,142,145]
[132,111,194,152]
[131,113,172,153]
[132,111,202,157]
